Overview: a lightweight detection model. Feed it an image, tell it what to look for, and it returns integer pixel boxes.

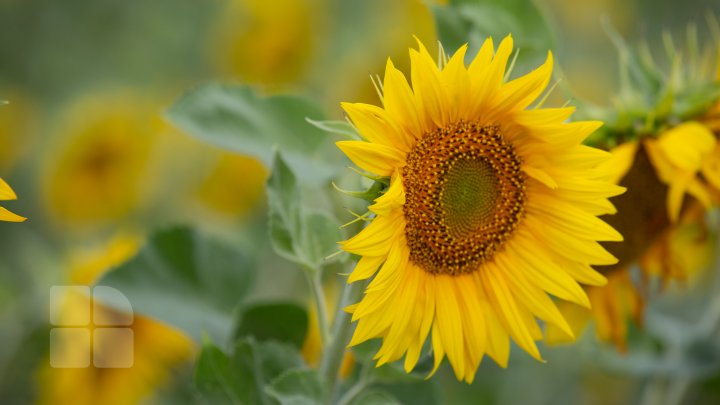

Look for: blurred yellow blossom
[195,153,267,217]
[37,232,194,405]
[42,94,163,227]
[210,0,321,86]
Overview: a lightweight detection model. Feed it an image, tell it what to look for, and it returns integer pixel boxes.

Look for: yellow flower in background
[37,233,194,405]
[548,135,717,349]
[0,177,25,222]
[42,94,162,226]
[0,91,37,173]
[195,153,267,217]
[338,36,624,382]
[645,122,720,222]
[210,0,320,86]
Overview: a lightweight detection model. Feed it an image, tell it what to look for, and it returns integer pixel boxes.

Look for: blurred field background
[2,0,720,404]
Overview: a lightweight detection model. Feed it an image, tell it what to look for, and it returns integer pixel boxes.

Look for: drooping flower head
[546,23,720,350]
[337,36,624,382]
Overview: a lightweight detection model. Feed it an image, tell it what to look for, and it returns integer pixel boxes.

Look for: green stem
[306,270,330,345]
[319,278,366,404]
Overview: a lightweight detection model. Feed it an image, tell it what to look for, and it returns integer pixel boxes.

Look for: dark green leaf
[167,84,342,184]
[265,368,326,405]
[235,302,309,349]
[432,0,555,68]
[349,390,402,405]
[97,227,254,345]
[195,338,305,405]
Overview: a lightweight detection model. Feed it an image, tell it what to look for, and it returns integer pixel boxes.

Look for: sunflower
[37,233,194,405]
[0,177,25,222]
[336,36,624,382]
[548,126,718,349]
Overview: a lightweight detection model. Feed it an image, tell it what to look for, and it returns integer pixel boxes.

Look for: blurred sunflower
[42,94,162,227]
[209,0,321,87]
[0,91,37,173]
[195,153,267,218]
[0,177,25,222]
[37,233,194,405]
[548,26,720,349]
[337,36,624,382]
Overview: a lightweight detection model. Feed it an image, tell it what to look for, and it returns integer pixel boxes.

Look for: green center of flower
[402,122,526,275]
[441,157,499,239]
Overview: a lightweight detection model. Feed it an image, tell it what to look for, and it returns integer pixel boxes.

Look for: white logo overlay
[49,286,134,368]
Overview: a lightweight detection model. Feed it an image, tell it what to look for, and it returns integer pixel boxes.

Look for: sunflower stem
[319,277,365,404]
[306,270,330,345]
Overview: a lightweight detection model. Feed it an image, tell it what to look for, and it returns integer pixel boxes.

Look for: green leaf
[349,390,402,405]
[97,227,254,345]
[432,0,555,67]
[305,118,360,140]
[167,84,343,184]
[267,152,344,270]
[195,338,305,405]
[235,302,309,349]
[265,369,326,405]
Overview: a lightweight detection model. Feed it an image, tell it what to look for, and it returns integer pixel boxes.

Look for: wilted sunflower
[0,177,25,222]
[546,25,720,349]
[337,36,624,382]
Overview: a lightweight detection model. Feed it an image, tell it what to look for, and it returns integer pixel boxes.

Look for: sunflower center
[402,122,526,275]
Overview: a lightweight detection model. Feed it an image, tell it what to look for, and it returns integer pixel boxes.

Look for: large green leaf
[266,152,344,270]
[235,302,309,349]
[432,0,555,67]
[97,227,254,345]
[265,369,326,405]
[349,390,402,405]
[195,338,305,405]
[167,84,343,184]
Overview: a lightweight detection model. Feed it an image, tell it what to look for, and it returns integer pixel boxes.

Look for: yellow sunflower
[0,177,25,222]
[37,233,194,405]
[548,133,717,350]
[336,36,624,382]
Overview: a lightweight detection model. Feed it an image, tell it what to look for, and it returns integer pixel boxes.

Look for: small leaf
[267,152,344,270]
[349,390,402,405]
[265,368,326,405]
[168,84,343,184]
[305,118,361,140]
[97,227,254,345]
[235,302,309,349]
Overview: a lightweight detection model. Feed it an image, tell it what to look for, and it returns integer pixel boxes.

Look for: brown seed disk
[402,122,526,275]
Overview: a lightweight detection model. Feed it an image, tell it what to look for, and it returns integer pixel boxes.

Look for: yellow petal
[341,102,411,152]
[382,59,422,139]
[596,141,638,184]
[489,51,553,116]
[481,266,542,361]
[410,40,450,128]
[339,212,402,256]
[657,122,715,172]
[0,206,26,222]
[369,171,405,216]
[0,178,17,201]
[348,255,385,283]
[336,140,405,177]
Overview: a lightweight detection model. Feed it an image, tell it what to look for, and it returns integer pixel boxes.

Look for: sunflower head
[337,36,624,382]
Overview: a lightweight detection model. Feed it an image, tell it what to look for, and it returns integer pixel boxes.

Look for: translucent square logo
[49,286,134,368]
